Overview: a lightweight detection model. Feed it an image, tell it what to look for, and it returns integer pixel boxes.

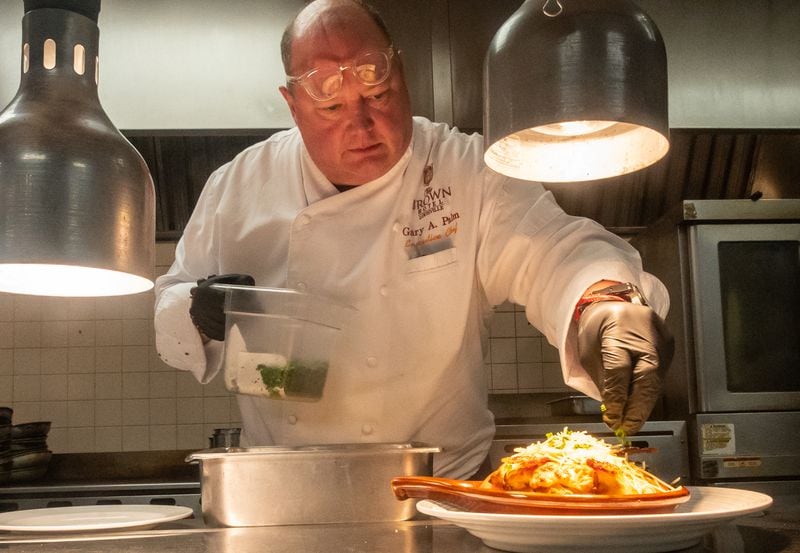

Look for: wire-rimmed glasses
[286,47,395,102]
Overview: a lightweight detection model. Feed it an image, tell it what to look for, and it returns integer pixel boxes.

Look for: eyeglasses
[286,47,395,102]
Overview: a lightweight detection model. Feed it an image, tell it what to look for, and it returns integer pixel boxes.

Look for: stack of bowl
[0,407,13,484]
[9,420,52,482]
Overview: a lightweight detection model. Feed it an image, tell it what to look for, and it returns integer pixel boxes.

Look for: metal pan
[187,442,439,527]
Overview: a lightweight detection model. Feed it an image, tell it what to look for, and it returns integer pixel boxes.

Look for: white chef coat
[154,116,668,479]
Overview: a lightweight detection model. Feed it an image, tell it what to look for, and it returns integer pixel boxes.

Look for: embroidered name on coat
[412,186,451,219]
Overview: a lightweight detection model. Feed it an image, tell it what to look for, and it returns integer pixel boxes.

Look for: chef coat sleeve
[476,174,669,399]
[153,169,226,384]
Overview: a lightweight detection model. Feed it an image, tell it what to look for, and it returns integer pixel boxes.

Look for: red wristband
[573,282,649,322]
[573,294,627,322]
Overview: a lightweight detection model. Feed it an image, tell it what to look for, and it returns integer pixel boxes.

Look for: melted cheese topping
[482,428,677,496]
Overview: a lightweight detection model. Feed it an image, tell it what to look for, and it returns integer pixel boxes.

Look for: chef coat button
[392,222,400,232]
[296,282,307,291]
[362,424,374,435]
[379,286,388,297]
[366,356,378,368]
[300,214,311,226]
[287,415,298,425]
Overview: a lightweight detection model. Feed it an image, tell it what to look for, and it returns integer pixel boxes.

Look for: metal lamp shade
[0,0,155,296]
[484,0,669,183]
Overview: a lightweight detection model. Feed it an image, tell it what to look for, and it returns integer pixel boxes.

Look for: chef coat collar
[299,131,415,204]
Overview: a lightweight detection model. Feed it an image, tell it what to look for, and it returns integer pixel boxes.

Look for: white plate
[0,505,193,533]
[417,486,773,553]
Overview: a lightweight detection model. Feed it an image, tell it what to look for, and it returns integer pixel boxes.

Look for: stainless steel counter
[0,506,798,553]
[1,447,798,553]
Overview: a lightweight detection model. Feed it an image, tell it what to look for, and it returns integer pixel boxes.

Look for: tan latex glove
[577,301,674,436]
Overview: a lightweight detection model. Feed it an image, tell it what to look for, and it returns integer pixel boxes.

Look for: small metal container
[186,442,439,527]
[209,427,241,448]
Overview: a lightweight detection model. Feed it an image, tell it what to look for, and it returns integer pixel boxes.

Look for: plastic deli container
[186,443,440,526]
[217,285,354,401]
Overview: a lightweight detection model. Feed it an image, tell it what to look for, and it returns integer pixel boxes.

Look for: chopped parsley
[257,360,329,400]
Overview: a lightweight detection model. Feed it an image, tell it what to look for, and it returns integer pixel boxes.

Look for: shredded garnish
[614,426,632,447]
[481,427,678,496]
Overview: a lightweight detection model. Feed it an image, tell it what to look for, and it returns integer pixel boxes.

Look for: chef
[154,0,673,479]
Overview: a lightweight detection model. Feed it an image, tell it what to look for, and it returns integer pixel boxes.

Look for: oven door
[692,411,800,482]
[688,223,800,412]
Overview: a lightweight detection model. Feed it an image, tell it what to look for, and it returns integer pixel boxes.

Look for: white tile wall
[0,241,567,453]
[0,242,240,454]
[486,302,570,396]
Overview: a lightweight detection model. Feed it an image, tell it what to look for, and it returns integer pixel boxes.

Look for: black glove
[189,274,255,342]
[577,301,674,436]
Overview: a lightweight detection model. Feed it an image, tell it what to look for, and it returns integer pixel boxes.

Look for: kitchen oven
[633,199,800,491]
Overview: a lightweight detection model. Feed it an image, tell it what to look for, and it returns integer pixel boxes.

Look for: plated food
[482,428,677,495]
[391,428,689,515]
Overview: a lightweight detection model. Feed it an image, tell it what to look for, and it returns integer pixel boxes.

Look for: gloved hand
[189,274,255,342]
[577,301,674,436]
